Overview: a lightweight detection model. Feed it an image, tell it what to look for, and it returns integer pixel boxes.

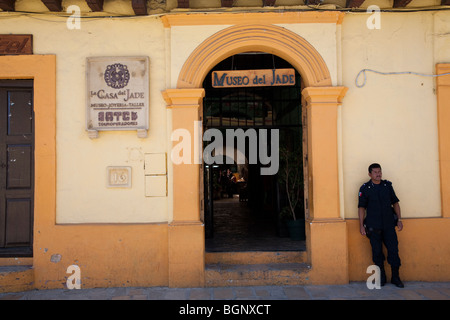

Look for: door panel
[8,91,33,135]
[7,145,32,189]
[5,199,32,246]
[0,80,34,256]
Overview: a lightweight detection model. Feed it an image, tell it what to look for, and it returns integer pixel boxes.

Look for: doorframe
[0,55,56,263]
[163,21,349,286]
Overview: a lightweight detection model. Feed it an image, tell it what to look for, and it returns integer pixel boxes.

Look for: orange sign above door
[212,68,295,88]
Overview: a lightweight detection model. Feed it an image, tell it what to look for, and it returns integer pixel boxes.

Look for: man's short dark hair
[368,163,381,173]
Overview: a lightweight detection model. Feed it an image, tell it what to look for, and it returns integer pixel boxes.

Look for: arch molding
[177,24,332,89]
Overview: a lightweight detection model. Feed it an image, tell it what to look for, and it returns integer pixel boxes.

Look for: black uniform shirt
[358,179,400,229]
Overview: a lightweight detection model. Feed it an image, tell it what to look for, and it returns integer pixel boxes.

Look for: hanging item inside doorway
[212,68,295,88]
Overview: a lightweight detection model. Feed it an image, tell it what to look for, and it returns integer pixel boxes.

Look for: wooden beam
[41,0,62,11]
[346,0,365,8]
[393,0,412,7]
[86,0,103,12]
[263,0,276,6]
[132,0,147,15]
[221,0,233,7]
[177,0,189,8]
[0,0,15,11]
[305,0,322,5]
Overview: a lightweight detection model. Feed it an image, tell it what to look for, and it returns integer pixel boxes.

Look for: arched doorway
[202,53,306,252]
[163,23,348,287]
[176,24,332,89]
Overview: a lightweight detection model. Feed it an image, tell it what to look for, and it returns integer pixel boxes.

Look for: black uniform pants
[368,227,401,268]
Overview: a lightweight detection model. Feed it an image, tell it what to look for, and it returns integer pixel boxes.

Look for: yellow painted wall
[166,11,450,222]
[341,12,445,219]
[0,55,171,290]
[1,6,449,288]
[341,12,450,281]
[348,219,450,281]
[0,15,169,223]
[34,224,169,289]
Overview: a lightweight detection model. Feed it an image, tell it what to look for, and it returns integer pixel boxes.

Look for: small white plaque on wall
[145,175,167,197]
[144,153,167,175]
[107,166,132,188]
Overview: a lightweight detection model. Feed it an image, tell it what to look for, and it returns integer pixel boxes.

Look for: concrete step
[0,265,34,293]
[205,262,311,287]
[205,251,310,287]
[205,251,307,265]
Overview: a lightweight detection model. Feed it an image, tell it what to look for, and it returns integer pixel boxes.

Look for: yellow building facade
[0,0,449,292]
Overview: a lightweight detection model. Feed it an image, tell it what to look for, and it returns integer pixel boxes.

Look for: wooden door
[0,80,34,257]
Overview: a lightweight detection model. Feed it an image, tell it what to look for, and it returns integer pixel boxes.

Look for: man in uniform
[358,163,404,288]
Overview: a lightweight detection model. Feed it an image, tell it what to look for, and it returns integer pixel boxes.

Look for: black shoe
[391,277,404,288]
[391,266,404,288]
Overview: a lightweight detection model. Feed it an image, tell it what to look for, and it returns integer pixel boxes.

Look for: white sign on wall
[86,56,149,138]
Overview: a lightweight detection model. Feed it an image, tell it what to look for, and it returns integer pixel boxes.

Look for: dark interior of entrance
[203,53,306,252]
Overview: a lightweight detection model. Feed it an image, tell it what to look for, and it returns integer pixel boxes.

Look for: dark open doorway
[203,53,306,252]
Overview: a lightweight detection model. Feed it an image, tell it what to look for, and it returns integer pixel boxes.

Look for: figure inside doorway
[226,169,237,198]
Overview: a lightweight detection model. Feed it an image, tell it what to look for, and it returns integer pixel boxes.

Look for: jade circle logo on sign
[104,63,130,89]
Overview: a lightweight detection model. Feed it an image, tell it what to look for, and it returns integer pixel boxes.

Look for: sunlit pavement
[1,281,449,300]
